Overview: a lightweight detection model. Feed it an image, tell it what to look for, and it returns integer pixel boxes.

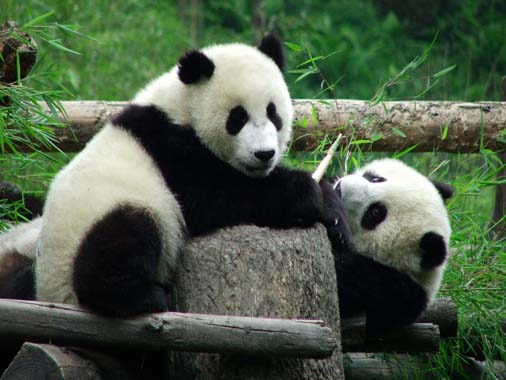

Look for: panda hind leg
[73,205,168,317]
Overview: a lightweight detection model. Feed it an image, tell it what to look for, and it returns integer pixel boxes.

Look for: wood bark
[172,224,344,380]
[343,353,427,380]
[11,99,506,153]
[341,318,440,353]
[0,298,334,358]
[417,297,458,338]
[491,75,506,238]
[0,21,37,84]
[343,354,506,380]
[1,343,101,380]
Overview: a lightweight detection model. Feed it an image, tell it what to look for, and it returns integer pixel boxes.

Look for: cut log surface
[173,224,343,380]
[0,343,101,380]
[22,99,506,153]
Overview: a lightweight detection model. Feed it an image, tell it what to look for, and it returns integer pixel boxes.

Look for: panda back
[37,125,185,304]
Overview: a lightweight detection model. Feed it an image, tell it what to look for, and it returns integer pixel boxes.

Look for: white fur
[37,126,185,304]
[0,217,42,260]
[339,158,451,299]
[36,40,291,306]
[134,43,292,177]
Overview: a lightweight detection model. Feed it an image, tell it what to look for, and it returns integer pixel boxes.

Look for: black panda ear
[178,50,215,84]
[420,231,447,270]
[432,181,454,201]
[258,33,285,71]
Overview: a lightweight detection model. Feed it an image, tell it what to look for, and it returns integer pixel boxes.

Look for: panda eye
[361,202,388,230]
[226,106,249,135]
[266,102,282,131]
[363,171,386,183]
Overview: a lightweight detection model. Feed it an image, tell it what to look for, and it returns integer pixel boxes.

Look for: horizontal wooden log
[341,318,440,353]
[343,353,427,380]
[1,343,102,380]
[417,297,458,338]
[11,100,506,153]
[0,299,335,358]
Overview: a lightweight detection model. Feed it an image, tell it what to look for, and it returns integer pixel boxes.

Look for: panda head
[133,34,292,177]
[337,158,453,298]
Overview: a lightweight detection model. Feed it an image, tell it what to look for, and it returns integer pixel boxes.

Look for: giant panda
[29,34,342,318]
[330,158,453,334]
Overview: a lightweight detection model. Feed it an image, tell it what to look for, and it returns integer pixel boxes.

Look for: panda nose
[254,150,275,162]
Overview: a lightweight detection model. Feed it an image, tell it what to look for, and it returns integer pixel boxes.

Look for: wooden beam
[417,297,458,338]
[341,318,440,353]
[11,99,506,153]
[0,299,336,359]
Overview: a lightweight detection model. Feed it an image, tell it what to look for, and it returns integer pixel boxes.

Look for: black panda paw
[285,172,323,227]
[320,179,351,251]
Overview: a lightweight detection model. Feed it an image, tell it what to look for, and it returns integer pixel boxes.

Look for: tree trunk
[172,224,343,380]
[13,100,506,153]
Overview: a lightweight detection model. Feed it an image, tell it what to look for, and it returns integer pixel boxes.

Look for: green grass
[0,2,505,378]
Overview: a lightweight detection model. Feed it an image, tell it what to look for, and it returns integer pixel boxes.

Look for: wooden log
[0,21,37,84]
[491,76,506,239]
[1,343,101,380]
[343,353,506,380]
[417,297,458,338]
[9,99,506,153]
[0,299,335,358]
[341,317,440,353]
[172,224,343,380]
[343,353,428,380]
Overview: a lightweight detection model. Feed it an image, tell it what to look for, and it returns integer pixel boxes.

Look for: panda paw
[284,172,323,227]
[320,179,351,251]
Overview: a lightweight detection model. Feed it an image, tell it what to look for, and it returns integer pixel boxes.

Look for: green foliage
[0,1,505,377]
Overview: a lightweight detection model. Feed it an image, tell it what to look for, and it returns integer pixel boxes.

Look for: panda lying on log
[0,35,452,335]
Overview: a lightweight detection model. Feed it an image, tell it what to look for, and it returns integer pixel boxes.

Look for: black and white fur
[331,158,452,334]
[29,35,335,317]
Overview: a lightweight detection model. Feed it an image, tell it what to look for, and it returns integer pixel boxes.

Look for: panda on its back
[332,158,453,334]
[34,35,341,317]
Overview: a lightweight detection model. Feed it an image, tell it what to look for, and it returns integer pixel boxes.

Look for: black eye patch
[363,171,386,183]
[226,106,249,135]
[267,102,282,131]
[361,201,388,230]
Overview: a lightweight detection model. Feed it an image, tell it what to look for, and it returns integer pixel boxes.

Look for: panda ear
[178,50,215,84]
[420,231,447,270]
[431,181,454,201]
[258,33,285,71]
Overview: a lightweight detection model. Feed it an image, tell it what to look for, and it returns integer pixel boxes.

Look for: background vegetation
[0,0,505,378]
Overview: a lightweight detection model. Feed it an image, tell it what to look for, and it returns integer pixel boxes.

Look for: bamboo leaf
[46,40,82,55]
[23,11,55,28]
[433,64,457,79]
[284,42,302,52]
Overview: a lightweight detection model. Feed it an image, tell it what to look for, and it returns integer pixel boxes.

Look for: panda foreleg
[72,205,169,317]
[334,251,428,335]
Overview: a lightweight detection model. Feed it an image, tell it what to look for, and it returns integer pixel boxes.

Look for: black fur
[225,105,249,135]
[334,249,428,335]
[114,104,328,237]
[0,251,35,300]
[73,205,171,317]
[432,180,454,201]
[257,33,285,71]
[177,50,215,84]
[420,231,447,270]
[361,201,388,230]
[267,102,282,131]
